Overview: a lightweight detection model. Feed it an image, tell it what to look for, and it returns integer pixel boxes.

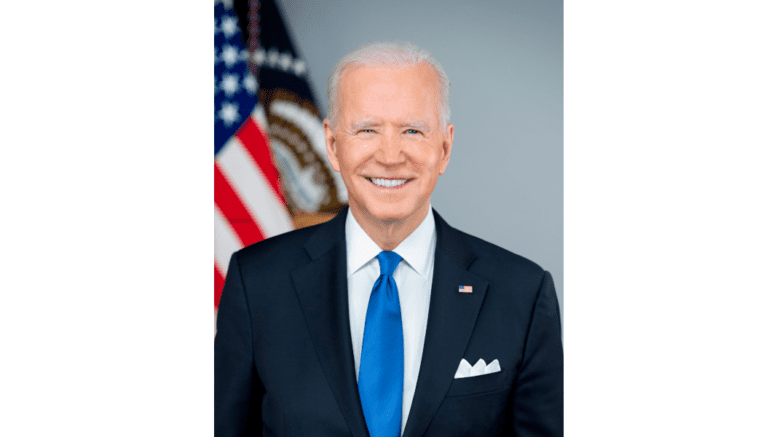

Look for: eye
[358,129,375,134]
[405,129,420,134]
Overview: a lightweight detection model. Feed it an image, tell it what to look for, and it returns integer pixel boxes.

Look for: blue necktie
[359,251,403,437]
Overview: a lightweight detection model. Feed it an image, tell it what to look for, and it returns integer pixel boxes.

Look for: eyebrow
[347,119,433,132]
[349,119,380,131]
[404,121,431,131]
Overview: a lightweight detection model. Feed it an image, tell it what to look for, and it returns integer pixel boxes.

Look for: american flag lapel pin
[459,285,473,293]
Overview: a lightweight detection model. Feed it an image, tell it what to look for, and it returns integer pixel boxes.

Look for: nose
[374,130,404,165]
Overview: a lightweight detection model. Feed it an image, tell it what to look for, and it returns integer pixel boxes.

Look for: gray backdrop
[277,0,563,323]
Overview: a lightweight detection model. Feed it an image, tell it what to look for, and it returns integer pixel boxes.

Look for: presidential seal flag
[214,0,294,318]
[236,0,347,215]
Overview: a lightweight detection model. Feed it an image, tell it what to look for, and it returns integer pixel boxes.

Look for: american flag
[459,285,473,293]
[214,0,293,313]
[215,0,347,321]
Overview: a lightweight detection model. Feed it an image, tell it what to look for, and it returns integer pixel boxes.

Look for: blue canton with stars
[215,2,258,156]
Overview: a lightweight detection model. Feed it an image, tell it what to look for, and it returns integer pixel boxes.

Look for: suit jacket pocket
[445,370,508,398]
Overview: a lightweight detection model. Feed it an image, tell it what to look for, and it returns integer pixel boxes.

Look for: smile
[367,177,409,188]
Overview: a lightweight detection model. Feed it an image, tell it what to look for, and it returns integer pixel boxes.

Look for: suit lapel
[402,211,490,437]
[292,209,370,437]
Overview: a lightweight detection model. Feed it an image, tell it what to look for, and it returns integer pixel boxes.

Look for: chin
[365,202,420,224]
[366,208,407,223]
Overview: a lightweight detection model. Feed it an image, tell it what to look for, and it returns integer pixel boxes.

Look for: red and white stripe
[215,105,293,307]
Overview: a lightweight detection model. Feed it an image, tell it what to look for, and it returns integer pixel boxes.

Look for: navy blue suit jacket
[215,208,563,436]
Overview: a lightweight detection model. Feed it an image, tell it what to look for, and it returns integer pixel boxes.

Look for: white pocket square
[454,358,501,379]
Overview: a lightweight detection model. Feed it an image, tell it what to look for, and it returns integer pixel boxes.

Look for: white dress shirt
[346,206,436,435]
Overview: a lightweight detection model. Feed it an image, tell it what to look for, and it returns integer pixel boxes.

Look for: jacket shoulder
[457,229,547,282]
[233,224,319,271]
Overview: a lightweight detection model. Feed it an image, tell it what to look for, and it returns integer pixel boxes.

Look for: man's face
[324,63,453,227]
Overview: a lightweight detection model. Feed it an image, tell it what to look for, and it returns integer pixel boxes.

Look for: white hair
[326,41,451,130]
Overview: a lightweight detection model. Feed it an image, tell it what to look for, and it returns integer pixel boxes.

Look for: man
[215,41,563,436]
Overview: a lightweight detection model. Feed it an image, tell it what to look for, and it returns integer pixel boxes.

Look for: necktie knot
[377,251,402,277]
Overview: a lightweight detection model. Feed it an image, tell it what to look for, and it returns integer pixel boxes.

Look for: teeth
[369,178,408,188]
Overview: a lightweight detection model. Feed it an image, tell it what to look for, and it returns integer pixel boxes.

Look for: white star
[220,15,239,38]
[243,73,258,93]
[279,53,293,71]
[293,59,306,76]
[267,48,280,67]
[218,0,234,10]
[252,49,265,65]
[214,17,220,35]
[218,102,240,126]
[240,49,249,61]
[221,44,240,68]
[220,73,240,97]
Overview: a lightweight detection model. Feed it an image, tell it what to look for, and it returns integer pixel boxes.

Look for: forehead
[337,63,440,121]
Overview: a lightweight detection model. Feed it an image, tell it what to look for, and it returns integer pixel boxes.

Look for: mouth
[366,177,411,188]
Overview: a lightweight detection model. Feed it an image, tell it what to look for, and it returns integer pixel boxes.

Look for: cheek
[338,147,367,177]
[418,153,443,176]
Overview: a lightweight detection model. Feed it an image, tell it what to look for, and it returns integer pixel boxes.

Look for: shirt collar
[345,205,436,280]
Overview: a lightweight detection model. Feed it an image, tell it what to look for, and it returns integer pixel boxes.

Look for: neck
[350,204,429,251]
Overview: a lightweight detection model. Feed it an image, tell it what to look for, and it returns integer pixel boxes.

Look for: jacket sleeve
[510,271,564,437]
[215,252,265,436]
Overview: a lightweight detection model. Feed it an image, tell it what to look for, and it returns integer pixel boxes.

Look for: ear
[323,119,341,173]
[438,123,454,175]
